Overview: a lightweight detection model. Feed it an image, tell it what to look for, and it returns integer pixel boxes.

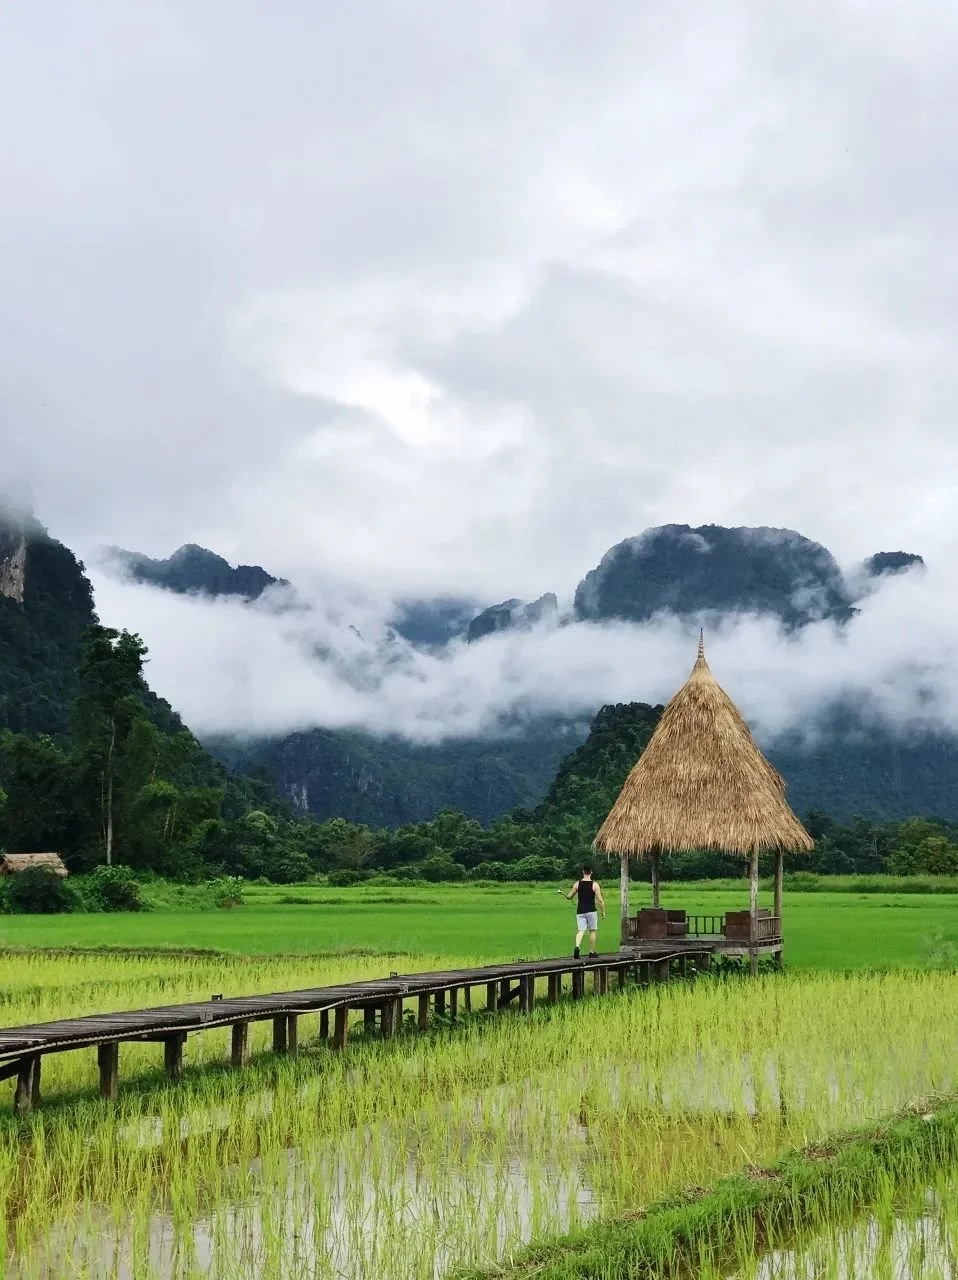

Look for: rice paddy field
[2,879,958,968]
[3,882,958,1278]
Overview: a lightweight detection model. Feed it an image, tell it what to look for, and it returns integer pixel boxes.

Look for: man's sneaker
[573,946,580,959]
[588,953,597,959]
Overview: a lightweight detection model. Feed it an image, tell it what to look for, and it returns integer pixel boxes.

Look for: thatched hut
[593,635,812,970]
[0,852,69,877]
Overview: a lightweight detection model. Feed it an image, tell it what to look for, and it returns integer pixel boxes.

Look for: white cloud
[89,557,958,748]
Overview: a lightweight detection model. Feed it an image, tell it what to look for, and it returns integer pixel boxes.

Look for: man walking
[565,865,606,959]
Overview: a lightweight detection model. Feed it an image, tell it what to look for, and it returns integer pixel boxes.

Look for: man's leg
[588,929,597,955]
[574,918,585,958]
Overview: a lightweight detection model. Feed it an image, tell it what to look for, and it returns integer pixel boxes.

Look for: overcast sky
[4,0,958,604]
[6,2,958,744]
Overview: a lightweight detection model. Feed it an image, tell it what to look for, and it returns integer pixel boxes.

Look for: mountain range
[96,524,941,824]
[106,523,923,641]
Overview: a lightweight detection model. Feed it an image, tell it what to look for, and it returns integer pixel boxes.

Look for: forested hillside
[211,719,587,827]
[0,516,98,735]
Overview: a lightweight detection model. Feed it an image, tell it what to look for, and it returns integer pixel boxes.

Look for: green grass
[1,880,956,969]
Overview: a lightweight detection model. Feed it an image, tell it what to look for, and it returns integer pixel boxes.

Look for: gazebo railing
[625,912,782,943]
[755,915,782,942]
[686,914,725,937]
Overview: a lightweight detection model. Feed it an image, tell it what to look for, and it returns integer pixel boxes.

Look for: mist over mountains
[0,504,940,831]
[89,521,949,825]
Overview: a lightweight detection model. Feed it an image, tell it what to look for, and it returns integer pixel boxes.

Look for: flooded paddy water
[717,1168,958,1280]
[3,969,958,1278]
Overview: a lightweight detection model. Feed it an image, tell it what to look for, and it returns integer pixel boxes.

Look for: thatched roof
[593,637,813,859]
[0,852,69,877]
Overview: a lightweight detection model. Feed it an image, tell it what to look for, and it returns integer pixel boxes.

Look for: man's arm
[595,883,607,917]
[565,881,578,901]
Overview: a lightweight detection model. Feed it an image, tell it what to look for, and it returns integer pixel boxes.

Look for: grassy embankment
[463,1097,958,1279]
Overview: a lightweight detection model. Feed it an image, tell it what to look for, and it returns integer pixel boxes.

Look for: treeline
[3,628,958,886]
[0,626,278,878]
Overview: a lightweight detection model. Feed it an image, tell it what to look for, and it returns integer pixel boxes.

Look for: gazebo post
[773,848,784,968]
[748,848,759,978]
[619,852,630,944]
[650,849,661,908]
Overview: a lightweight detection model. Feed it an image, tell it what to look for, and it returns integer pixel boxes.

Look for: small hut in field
[593,635,812,971]
[0,852,69,877]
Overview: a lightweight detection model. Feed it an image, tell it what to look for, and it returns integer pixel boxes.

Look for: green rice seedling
[5,969,958,1276]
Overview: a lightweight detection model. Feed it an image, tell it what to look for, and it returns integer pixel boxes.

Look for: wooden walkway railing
[1,947,712,1115]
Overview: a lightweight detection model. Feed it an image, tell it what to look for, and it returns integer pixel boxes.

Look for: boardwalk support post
[14,1055,40,1115]
[382,997,401,1038]
[273,1016,288,1055]
[163,1033,187,1082]
[333,1007,349,1051]
[98,1042,119,1102]
[519,974,535,1014]
[319,1010,330,1041]
[418,993,430,1030]
[486,982,498,1013]
[547,973,560,1003]
[231,1022,249,1068]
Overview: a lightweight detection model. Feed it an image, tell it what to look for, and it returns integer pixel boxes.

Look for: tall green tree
[73,626,148,865]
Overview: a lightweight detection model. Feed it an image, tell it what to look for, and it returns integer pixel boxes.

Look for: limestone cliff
[0,522,27,604]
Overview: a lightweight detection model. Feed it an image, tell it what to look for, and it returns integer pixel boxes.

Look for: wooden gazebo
[593,635,813,972]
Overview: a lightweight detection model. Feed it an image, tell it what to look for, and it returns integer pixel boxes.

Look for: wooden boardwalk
[1,946,711,1114]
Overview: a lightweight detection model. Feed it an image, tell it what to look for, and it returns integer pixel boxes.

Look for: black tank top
[576,879,597,912]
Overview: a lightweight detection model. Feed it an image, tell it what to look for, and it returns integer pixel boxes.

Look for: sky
[4,2,958,741]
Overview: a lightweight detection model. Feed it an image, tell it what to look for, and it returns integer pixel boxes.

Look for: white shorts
[576,912,598,931]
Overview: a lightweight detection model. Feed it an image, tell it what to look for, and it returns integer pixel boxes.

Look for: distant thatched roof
[0,852,68,877]
[593,637,813,859]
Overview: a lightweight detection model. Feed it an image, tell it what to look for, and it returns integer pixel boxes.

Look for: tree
[0,732,84,858]
[73,627,148,865]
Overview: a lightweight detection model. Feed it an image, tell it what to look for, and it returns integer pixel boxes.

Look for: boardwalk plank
[0,948,712,1063]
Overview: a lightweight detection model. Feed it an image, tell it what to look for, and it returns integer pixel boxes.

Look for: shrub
[209,875,244,908]
[420,854,466,882]
[471,861,511,881]
[4,866,75,914]
[327,868,368,887]
[782,871,822,891]
[510,855,565,881]
[390,865,425,882]
[84,865,144,912]
[267,847,313,884]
